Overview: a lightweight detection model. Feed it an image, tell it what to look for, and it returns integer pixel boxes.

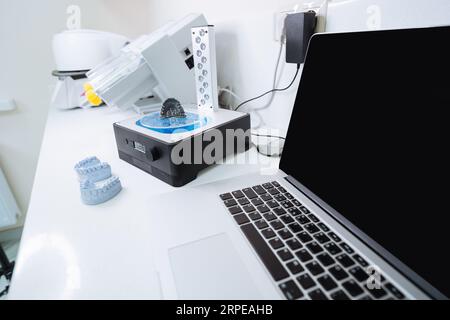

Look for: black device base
[113,113,251,187]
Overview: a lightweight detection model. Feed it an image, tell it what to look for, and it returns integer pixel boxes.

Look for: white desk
[8,106,278,299]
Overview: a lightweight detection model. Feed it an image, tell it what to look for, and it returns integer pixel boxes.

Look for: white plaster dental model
[74,156,122,205]
[74,156,111,182]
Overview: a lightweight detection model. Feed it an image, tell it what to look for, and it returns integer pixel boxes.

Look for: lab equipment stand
[0,244,14,297]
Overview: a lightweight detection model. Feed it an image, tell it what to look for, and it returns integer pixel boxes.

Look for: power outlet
[274,1,328,42]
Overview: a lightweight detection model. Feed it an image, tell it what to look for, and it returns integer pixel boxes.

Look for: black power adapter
[285,11,317,64]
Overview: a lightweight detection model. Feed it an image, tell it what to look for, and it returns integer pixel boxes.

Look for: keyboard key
[296,249,313,262]
[274,194,287,202]
[248,212,262,221]
[277,248,294,261]
[299,206,310,214]
[297,273,316,290]
[304,223,320,234]
[317,275,338,291]
[286,238,302,251]
[340,242,354,254]
[306,241,323,254]
[342,279,364,297]
[308,288,328,300]
[286,260,304,274]
[308,214,319,222]
[260,193,273,201]
[263,212,276,221]
[278,228,293,240]
[252,185,266,195]
[280,215,294,224]
[349,266,369,282]
[287,208,301,216]
[314,232,331,244]
[268,188,280,195]
[228,206,242,215]
[223,199,237,207]
[328,232,341,243]
[257,205,270,213]
[324,242,343,255]
[251,198,263,206]
[220,193,232,200]
[271,181,281,187]
[273,207,286,216]
[242,205,256,213]
[270,220,284,230]
[297,231,313,243]
[242,187,257,199]
[316,252,335,267]
[254,219,269,230]
[359,295,373,300]
[262,182,274,189]
[232,190,245,198]
[278,186,287,193]
[287,222,303,233]
[234,213,250,225]
[279,280,303,300]
[305,261,325,276]
[252,186,267,196]
[238,198,250,206]
[266,200,279,208]
[261,228,276,239]
[384,283,405,299]
[241,223,289,281]
[296,215,310,225]
[292,199,302,206]
[365,285,388,299]
[281,200,294,209]
[336,254,355,268]
[269,237,284,250]
[329,265,349,281]
[353,254,369,267]
[331,290,350,300]
[317,222,330,232]
[285,193,294,199]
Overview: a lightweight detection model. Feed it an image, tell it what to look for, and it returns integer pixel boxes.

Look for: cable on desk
[234,63,301,111]
[251,132,286,158]
[251,132,286,140]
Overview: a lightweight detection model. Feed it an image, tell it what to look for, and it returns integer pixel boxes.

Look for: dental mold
[74,156,112,182]
[74,156,122,205]
[80,175,122,205]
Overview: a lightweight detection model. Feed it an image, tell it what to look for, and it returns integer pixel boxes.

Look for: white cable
[218,87,242,104]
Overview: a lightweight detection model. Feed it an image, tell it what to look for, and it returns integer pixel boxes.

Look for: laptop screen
[280,26,450,298]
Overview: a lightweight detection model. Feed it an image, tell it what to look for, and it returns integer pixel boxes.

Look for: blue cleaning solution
[136,111,208,134]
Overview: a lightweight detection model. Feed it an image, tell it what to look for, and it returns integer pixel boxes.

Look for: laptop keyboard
[220,181,406,300]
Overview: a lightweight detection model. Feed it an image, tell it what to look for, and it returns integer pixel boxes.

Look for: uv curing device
[113,108,250,186]
[113,24,250,186]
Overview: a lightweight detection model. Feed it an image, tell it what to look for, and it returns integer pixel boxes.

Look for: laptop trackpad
[169,233,262,299]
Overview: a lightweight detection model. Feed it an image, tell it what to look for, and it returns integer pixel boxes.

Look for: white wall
[0,0,150,213]
[148,0,311,131]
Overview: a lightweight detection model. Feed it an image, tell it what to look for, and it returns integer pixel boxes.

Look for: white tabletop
[8,106,278,299]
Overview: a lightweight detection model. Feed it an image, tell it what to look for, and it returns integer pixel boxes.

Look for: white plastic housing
[52,30,129,71]
[86,14,208,114]
[191,25,219,112]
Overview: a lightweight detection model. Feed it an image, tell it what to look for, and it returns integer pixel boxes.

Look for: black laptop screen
[280,27,450,298]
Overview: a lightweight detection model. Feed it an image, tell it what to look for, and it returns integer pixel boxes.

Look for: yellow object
[83,83,102,106]
[85,89,102,106]
[83,83,93,92]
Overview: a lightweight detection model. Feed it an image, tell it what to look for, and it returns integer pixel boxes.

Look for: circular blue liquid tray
[136,111,208,134]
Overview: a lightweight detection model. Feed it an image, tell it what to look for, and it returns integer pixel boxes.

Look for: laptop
[148,26,450,300]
